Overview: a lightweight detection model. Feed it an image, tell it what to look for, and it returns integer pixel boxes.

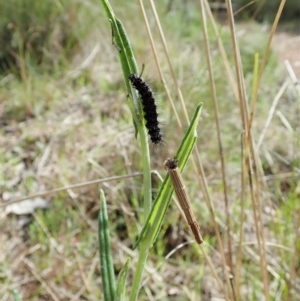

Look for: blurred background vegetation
[0,0,299,75]
[0,0,93,74]
[233,0,300,23]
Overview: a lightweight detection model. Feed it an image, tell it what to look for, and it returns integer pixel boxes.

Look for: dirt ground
[272,30,300,78]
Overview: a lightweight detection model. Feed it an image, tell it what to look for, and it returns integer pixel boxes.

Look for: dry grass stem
[22,258,60,301]
[148,0,190,123]
[138,0,181,128]
[257,81,289,149]
[199,0,234,289]
[284,60,300,96]
[0,172,144,208]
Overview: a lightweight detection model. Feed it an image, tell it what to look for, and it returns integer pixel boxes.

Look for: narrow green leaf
[12,289,22,301]
[101,0,152,227]
[100,1,138,104]
[99,189,116,301]
[115,18,138,76]
[100,0,141,140]
[134,103,203,249]
[114,259,130,301]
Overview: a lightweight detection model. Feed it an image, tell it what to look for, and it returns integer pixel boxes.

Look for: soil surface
[272,30,300,78]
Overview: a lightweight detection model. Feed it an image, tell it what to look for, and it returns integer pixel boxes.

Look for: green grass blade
[100,0,152,221]
[134,103,203,249]
[114,259,130,301]
[99,189,116,301]
[115,18,138,75]
[12,289,22,301]
[100,0,138,111]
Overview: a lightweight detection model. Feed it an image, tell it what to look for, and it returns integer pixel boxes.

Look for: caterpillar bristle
[129,73,163,145]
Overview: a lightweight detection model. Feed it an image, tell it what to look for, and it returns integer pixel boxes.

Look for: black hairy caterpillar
[129,67,163,145]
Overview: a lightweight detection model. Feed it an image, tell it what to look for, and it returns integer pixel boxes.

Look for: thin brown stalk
[216,216,285,280]
[32,211,62,255]
[224,0,249,131]
[248,0,287,135]
[244,13,288,262]
[148,0,190,123]
[235,132,247,298]
[23,258,60,301]
[0,172,144,208]
[250,137,278,226]
[193,151,231,301]
[74,250,92,294]
[145,1,231,297]
[225,0,268,297]
[246,138,270,300]
[207,0,283,298]
[251,0,267,20]
[198,2,234,295]
[233,1,257,18]
[199,246,229,298]
[203,0,239,101]
[249,44,295,260]
[224,0,281,298]
[138,0,182,128]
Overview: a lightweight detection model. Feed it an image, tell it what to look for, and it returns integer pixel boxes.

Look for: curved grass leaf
[100,0,152,221]
[114,259,130,301]
[134,103,203,249]
[99,189,116,301]
[100,0,138,113]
